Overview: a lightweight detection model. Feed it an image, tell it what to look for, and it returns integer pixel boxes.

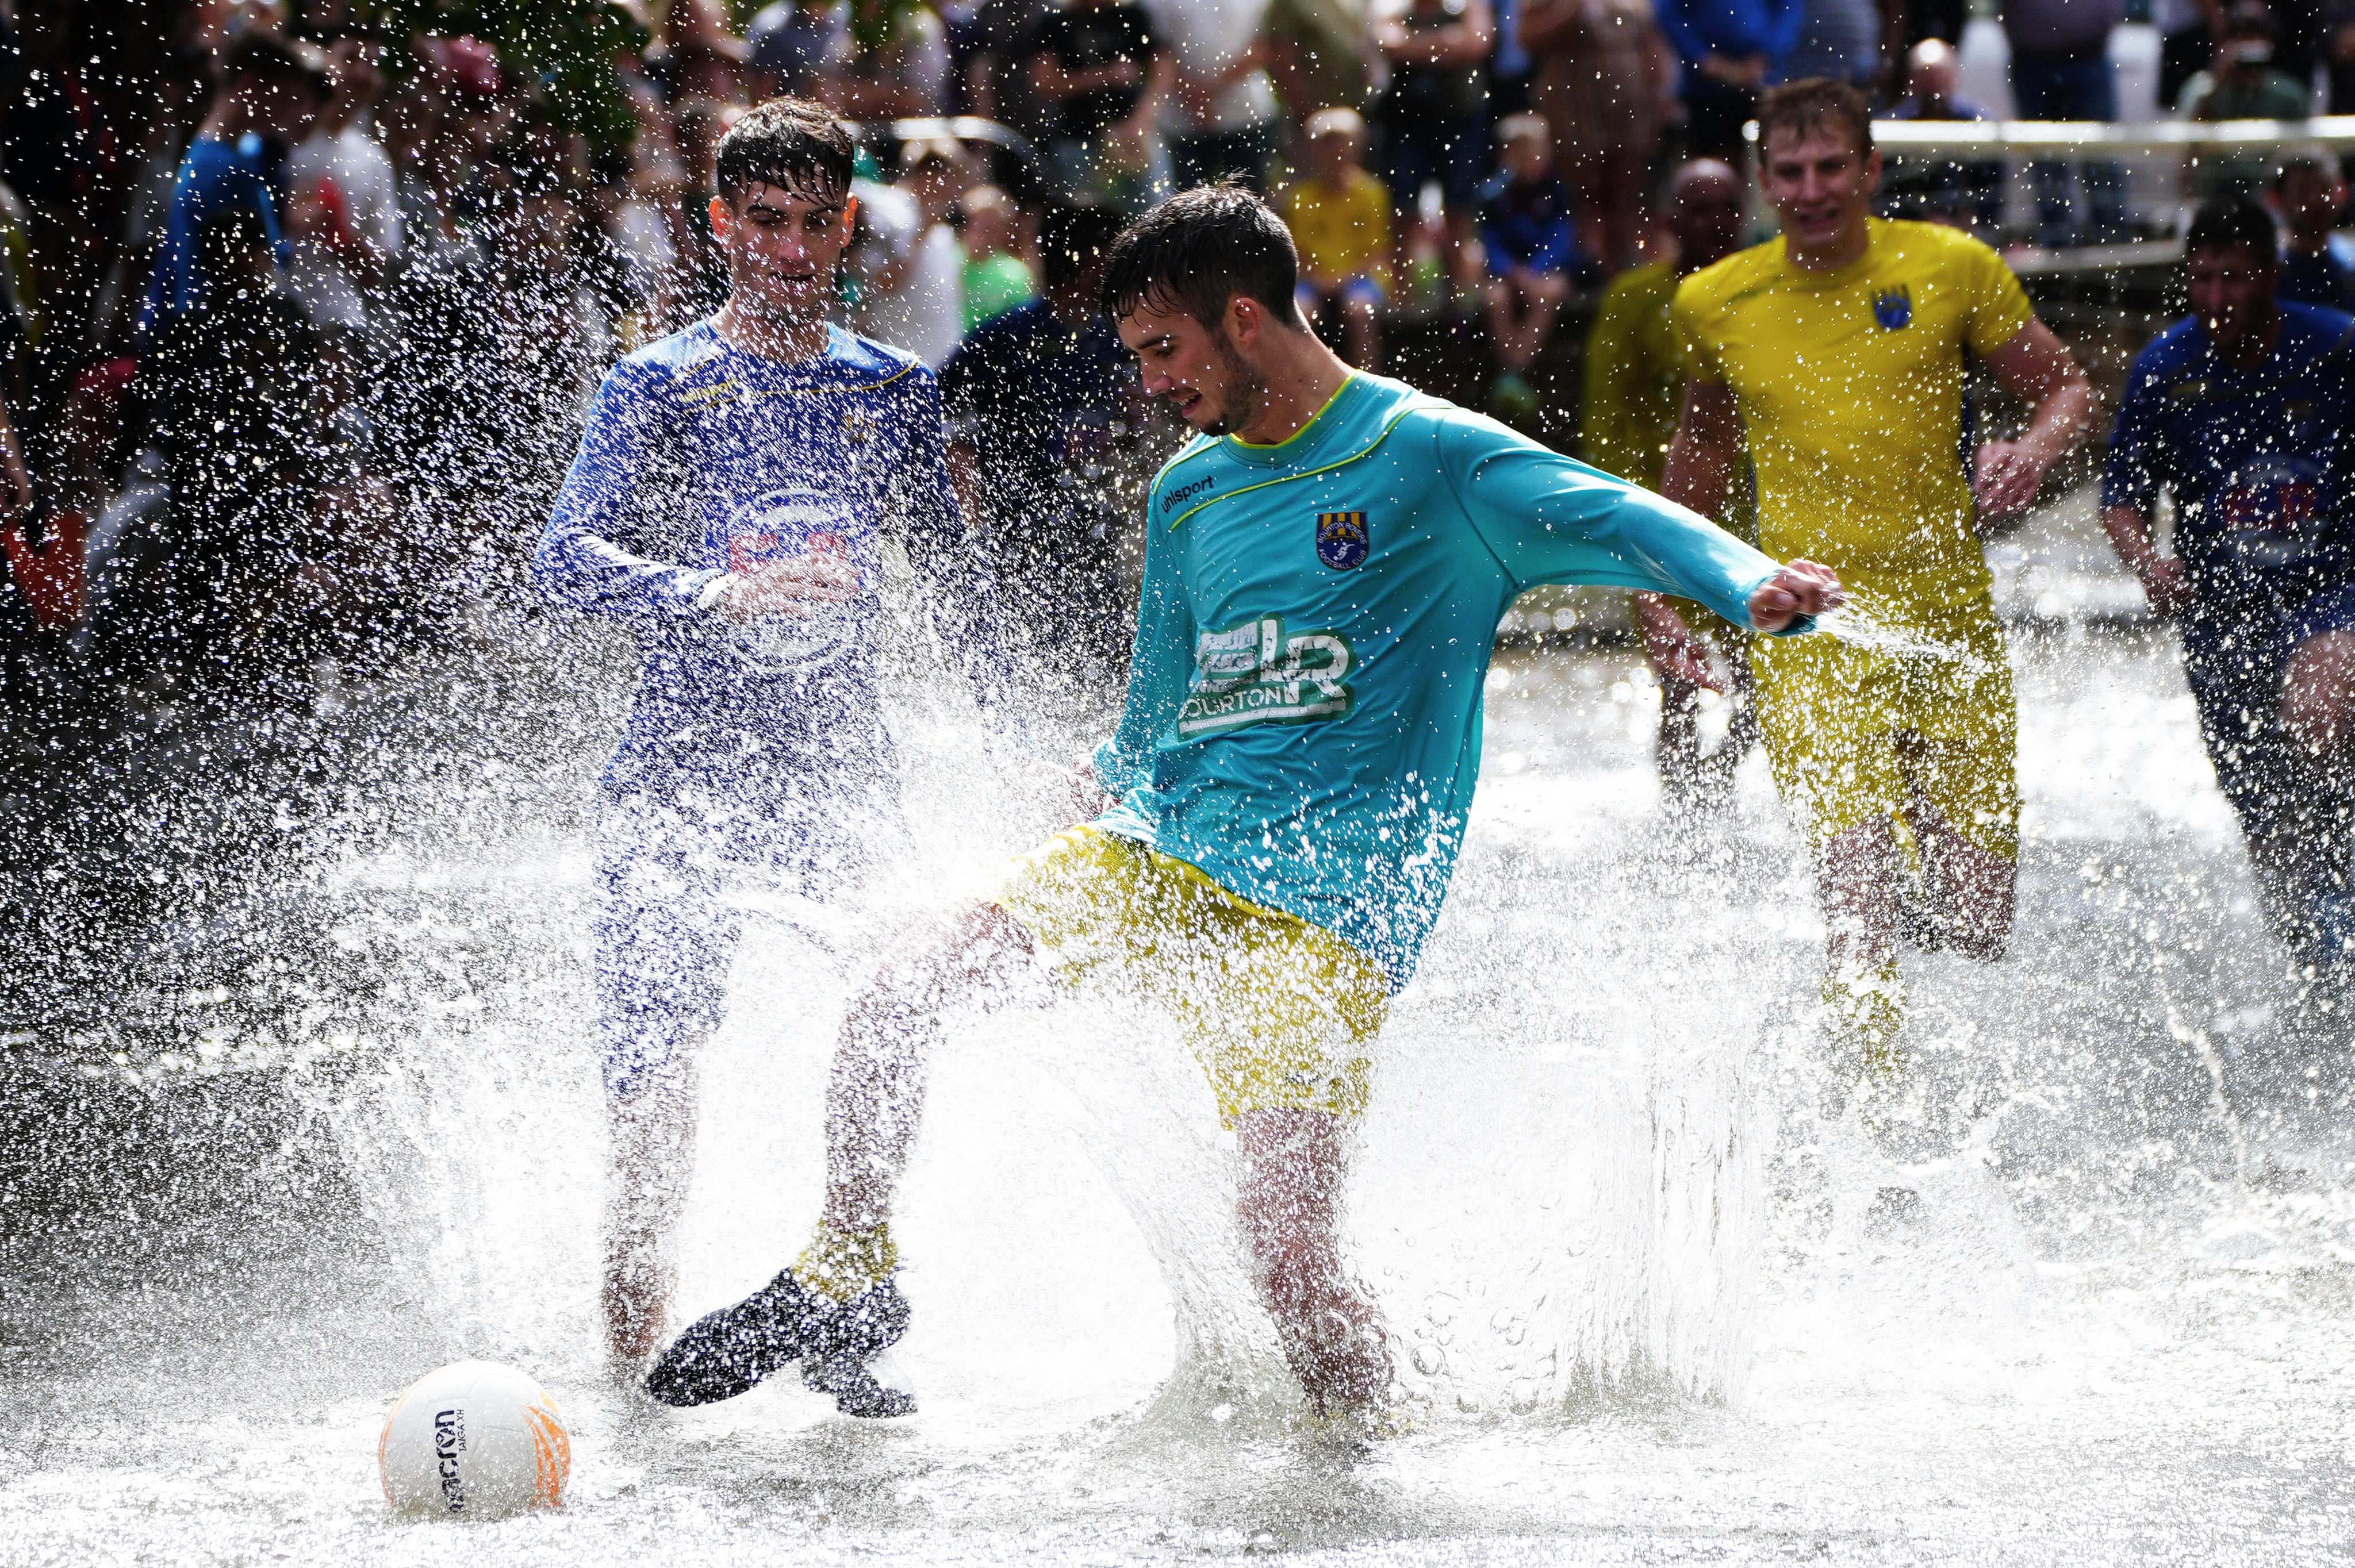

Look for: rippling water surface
[3,581,2353,1564]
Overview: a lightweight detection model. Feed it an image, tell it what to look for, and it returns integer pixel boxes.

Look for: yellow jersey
[1672,218,2034,598]
[1581,260,1682,493]
[1280,169,1392,289]
[1582,259,1756,548]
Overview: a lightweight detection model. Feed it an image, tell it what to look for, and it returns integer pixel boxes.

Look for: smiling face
[1759,123,1880,263]
[1117,295,1265,437]
[708,179,856,325]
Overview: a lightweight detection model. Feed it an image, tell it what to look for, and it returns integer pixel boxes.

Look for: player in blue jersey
[643,186,1839,1424]
[2103,197,2355,961]
[533,99,1007,1409]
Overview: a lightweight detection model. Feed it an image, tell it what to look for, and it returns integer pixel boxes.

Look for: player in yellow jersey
[1581,157,1758,804]
[1660,80,2099,1139]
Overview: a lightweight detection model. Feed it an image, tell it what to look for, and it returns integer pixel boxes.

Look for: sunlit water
[5,598,2355,1565]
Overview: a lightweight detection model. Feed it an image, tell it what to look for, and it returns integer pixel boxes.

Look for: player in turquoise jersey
[645,187,1840,1424]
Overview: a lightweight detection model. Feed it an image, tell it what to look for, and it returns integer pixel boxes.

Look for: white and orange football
[379,1360,569,1519]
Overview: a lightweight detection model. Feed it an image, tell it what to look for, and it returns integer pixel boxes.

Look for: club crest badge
[711,489,870,673]
[1872,286,1912,330]
[1315,510,1370,571]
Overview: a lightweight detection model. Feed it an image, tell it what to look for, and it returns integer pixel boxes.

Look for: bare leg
[1234,1108,1392,1419]
[1655,662,1709,800]
[1816,814,1905,1076]
[2277,631,2355,948]
[603,1051,700,1365]
[818,900,1037,1235]
[1896,735,2016,961]
[1444,207,1484,299]
[1819,815,1902,977]
[1909,813,2015,961]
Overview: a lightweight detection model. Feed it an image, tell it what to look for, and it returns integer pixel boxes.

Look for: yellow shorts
[991,826,1386,1128]
[1751,585,2019,861]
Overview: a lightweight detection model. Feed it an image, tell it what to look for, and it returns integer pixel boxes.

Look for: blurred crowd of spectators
[9,0,2355,710]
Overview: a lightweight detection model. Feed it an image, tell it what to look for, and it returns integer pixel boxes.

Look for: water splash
[1813,590,1999,676]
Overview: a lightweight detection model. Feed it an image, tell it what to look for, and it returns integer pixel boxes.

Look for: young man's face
[1118,296,1265,436]
[1759,124,1880,256]
[709,179,856,321]
[2187,242,2280,353]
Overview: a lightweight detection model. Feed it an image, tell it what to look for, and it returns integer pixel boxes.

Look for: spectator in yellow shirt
[1280,108,1391,367]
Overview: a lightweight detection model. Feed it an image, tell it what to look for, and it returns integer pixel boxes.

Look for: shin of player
[1661,80,2096,1117]
[646,186,1837,1423]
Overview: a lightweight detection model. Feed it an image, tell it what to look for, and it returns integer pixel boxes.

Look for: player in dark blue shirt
[533,99,1007,1401]
[939,201,1147,685]
[2103,197,2355,961]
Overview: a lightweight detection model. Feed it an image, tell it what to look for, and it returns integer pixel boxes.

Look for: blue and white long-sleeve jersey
[535,321,1002,797]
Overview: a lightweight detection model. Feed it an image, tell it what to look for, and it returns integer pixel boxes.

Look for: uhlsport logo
[1161,472,1217,514]
[1178,616,1355,737]
[1872,286,1912,330]
[1315,510,1370,570]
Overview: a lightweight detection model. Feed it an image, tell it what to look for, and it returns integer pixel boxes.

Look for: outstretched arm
[2101,502,2191,618]
[1439,409,1839,632]
[1974,318,2099,525]
[534,366,724,620]
[1643,378,1744,683]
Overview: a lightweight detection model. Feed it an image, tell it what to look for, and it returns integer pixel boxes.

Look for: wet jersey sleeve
[891,368,1017,717]
[1433,410,1801,633]
[2100,348,2166,516]
[533,359,723,620]
[1961,235,2036,357]
[1093,482,1197,793]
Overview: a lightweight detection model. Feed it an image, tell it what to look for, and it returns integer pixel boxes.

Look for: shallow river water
[4,608,2354,1566]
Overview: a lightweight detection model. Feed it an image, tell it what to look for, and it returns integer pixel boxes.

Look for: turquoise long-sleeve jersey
[1090,371,1805,986]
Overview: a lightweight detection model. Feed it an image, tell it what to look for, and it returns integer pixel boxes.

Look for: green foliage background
[368,0,653,148]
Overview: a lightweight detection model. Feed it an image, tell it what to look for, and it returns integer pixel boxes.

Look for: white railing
[1743,116,2355,154]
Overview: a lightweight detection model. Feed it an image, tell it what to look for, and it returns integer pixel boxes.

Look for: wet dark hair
[1100,183,1303,329]
[223,31,333,99]
[714,97,856,206]
[1040,200,1125,290]
[1756,77,1875,160]
[2185,195,2280,265]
